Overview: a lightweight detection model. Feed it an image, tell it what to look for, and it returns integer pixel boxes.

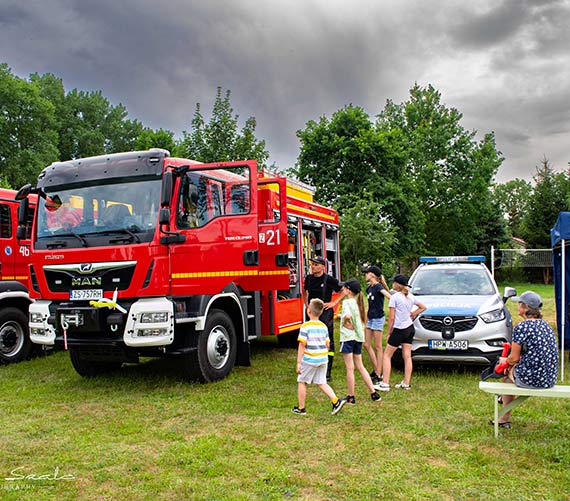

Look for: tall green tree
[493,178,532,239]
[377,84,506,255]
[135,128,176,153]
[521,157,570,248]
[57,88,143,159]
[339,195,398,278]
[0,64,59,188]
[32,73,143,160]
[179,87,269,166]
[294,104,422,263]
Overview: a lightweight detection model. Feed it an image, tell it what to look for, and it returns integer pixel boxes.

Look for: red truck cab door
[168,161,262,297]
[0,201,15,279]
[256,177,289,292]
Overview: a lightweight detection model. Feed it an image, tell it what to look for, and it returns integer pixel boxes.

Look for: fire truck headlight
[136,328,168,337]
[30,312,44,323]
[139,312,169,323]
[31,327,46,336]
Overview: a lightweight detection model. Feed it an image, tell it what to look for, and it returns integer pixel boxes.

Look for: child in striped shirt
[292,298,346,416]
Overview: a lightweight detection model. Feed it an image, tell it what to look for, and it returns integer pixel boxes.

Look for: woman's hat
[340,278,361,294]
[390,274,411,287]
[512,290,542,309]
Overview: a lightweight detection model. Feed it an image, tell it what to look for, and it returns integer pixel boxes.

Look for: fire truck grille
[45,264,136,293]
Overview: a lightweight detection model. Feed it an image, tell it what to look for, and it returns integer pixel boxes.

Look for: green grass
[1,283,569,500]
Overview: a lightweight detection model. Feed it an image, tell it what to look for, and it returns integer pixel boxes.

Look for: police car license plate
[70,289,103,301]
[428,340,468,350]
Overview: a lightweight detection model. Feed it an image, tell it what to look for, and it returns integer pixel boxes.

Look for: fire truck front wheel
[0,307,31,364]
[186,309,237,382]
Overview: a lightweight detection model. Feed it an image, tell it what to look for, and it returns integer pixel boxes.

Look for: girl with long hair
[364,266,391,385]
[377,274,427,391]
[339,278,382,404]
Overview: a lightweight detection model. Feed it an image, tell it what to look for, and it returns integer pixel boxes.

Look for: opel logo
[79,263,93,274]
[443,316,453,326]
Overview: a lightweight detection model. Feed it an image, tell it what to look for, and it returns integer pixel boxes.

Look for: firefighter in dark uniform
[303,256,345,381]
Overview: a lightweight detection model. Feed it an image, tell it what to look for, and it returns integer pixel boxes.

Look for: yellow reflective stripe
[286,203,337,222]
[0,275,28,281]
[328,351,334,357]
[279,323,303,334]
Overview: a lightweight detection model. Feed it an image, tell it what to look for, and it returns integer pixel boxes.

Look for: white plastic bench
[479,381,570,437]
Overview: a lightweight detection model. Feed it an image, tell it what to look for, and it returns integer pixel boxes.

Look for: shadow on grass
[64,336,286,387]
[414,363,487,377]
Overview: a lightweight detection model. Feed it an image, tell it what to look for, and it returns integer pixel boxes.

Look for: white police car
[409,256,516,364]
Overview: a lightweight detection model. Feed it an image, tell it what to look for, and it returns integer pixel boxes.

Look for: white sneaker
[395,381,411,390]
[376,381,391,392]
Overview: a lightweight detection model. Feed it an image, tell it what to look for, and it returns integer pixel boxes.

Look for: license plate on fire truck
[70,289,103,301]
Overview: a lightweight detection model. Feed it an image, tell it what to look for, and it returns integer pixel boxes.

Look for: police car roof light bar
[419,256,486,263]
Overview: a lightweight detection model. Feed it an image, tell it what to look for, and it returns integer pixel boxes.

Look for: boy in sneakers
[292,298,346,415]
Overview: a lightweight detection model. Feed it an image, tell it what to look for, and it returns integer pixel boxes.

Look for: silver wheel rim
[0,320,24,357]
[206,325,230,369]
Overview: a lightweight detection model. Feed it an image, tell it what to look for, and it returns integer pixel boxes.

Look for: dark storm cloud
[0,0,569,180]
[448,1,530,48]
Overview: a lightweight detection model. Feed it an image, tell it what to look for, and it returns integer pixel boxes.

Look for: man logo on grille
[79,263,93,273]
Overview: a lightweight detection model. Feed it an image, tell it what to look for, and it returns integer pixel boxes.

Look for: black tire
[0,307,31,364]
[69,347,122,377]
[184,309,236,382]
[277,330,299,349]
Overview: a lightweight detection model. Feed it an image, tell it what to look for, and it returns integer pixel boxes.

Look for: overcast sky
[1,0,569,183]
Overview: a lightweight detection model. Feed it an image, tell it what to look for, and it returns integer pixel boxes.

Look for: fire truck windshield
[35,177,161,249]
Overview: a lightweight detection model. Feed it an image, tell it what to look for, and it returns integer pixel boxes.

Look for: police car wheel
[0,307,31,364]
[192,309,237,382]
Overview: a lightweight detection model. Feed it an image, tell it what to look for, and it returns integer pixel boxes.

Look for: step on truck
[0,188,36,363]
[16,149,341,381]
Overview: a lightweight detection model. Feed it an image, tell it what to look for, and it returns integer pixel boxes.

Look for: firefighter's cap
[309,256,326,265]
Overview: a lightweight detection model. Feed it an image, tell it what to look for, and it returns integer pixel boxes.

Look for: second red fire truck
[0,188,35,363]
[17,149,340,381]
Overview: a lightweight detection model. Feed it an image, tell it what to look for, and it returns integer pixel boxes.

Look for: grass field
[1,283,569,500]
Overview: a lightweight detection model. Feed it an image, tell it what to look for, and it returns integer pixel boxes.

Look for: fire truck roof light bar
[419,256,486,263]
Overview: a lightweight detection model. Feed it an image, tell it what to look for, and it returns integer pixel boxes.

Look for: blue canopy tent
[551,212,570,379]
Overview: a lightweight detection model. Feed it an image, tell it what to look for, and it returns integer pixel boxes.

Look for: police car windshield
[411,268,495,296]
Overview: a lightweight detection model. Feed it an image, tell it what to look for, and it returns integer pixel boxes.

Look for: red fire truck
[16,149,340,381]
[0,188,36,363]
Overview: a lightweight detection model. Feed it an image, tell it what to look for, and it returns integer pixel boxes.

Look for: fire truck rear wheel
[69,348,122,377]
[0,307,31,364]
[187,309,237,382]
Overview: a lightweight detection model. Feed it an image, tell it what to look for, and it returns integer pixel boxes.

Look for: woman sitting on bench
[492,291,558,429]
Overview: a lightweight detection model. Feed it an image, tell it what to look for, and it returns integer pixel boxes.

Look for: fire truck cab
[17,149,340,381]
[0,188,35,363]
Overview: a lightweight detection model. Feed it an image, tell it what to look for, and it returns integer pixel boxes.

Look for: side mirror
[161,171,173,207]
[15,184,33,201]
[16,226,27,240]
[18,199,29,225]
[503,287,517,303]
[159,208,170,225]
